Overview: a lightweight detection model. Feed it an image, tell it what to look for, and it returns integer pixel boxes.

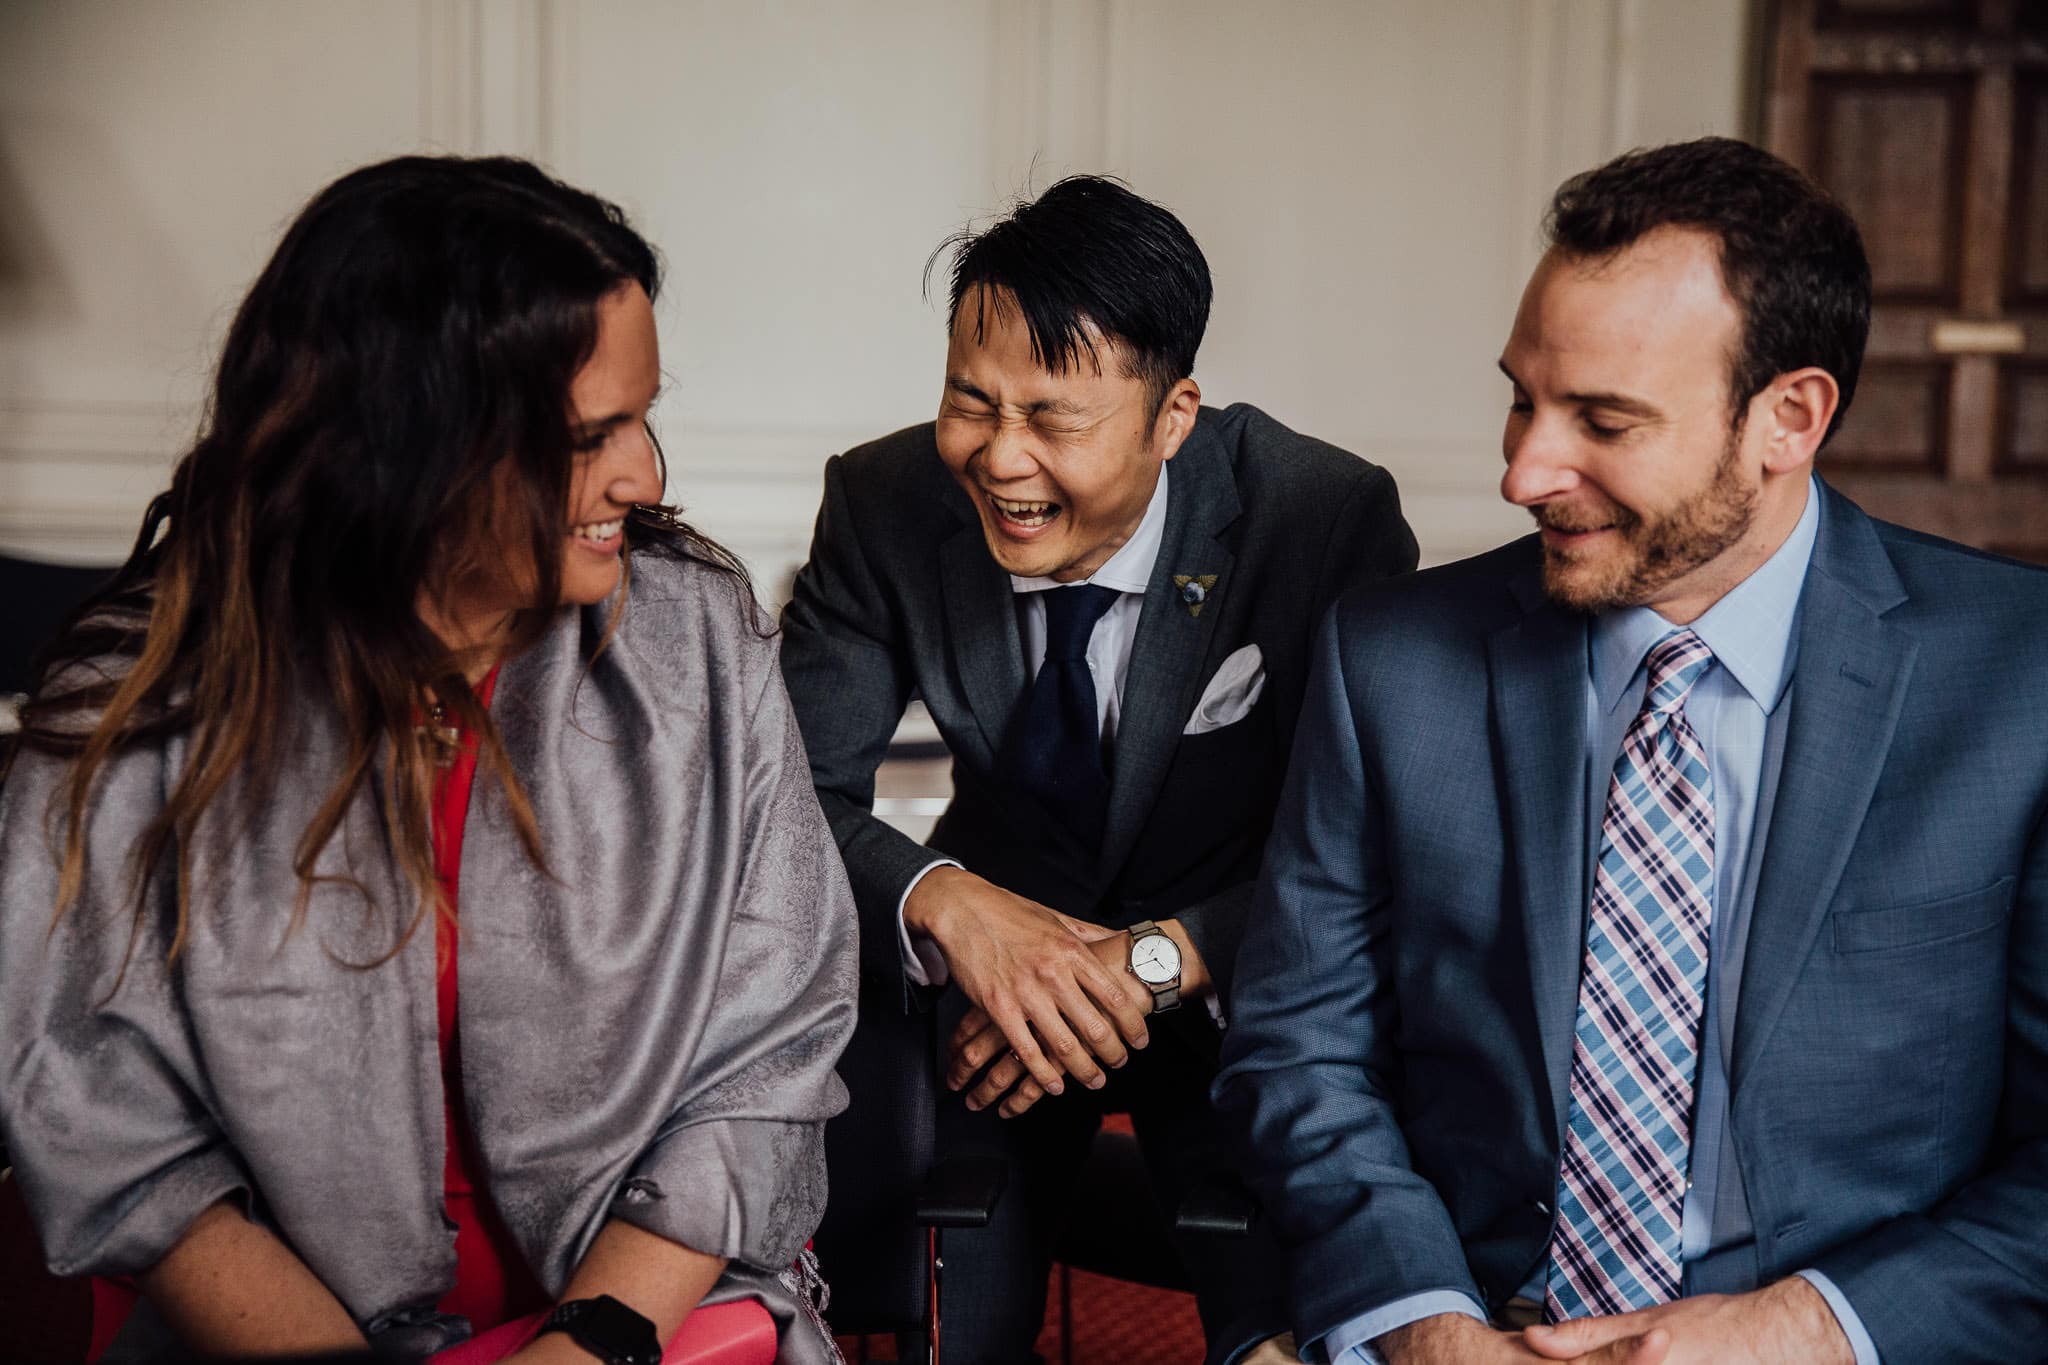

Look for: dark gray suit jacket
[780,403,1418,1008]
[1215,484,2048,1363]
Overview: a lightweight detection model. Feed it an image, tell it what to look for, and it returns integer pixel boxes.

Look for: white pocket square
[1184,644,1266,735]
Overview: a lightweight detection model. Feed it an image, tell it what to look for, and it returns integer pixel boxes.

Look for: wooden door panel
[2000,360,2048,471]
[2009,76,2048,302]
[1830,362,1952,470]
[1820,0,1975,30]
[1812,77,1972,301]
[1770,0,2048,560]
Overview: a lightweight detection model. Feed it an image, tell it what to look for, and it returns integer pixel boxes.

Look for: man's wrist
[903,863,971,939]
[1374,1309,1495,1364]
[1775,1274,1862,1365]
[1152,918,1211,999]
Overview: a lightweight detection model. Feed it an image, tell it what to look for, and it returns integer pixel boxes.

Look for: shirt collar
[1591,474,1820,717]
[1008,462,1169,596]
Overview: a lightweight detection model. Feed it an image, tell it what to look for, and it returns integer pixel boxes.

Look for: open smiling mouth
[570,517,625,547]
[988,494,1062,529]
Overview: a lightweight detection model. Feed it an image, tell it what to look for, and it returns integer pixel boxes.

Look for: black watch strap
[537,1294,663,1365]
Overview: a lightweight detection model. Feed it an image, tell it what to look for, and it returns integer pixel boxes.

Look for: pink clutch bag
[430,1298,778,1365]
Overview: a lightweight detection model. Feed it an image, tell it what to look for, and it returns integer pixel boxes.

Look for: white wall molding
[0,402,185,563]
[0,406,854,579]
[989,0,1116,193]
[419,0,563,161]
[1,0,580,567]
[420,0,483,151]
[1099,0,1133,174]
[1,0,1751,583]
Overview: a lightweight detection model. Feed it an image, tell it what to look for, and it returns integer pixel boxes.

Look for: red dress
[420,670,777,1365]
[82,675,546,1357]
[429,667,549,1330]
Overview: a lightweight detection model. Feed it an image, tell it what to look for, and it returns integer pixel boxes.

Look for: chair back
[0,553,119,698]
[813,983,938,1338]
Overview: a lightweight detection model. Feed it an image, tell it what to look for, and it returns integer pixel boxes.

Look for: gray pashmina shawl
[0,549,857,1359]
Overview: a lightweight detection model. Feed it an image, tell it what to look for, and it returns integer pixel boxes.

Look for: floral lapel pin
[1172,573,1218,619]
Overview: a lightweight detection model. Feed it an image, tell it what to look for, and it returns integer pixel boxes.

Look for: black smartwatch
[536,1294,662,1365]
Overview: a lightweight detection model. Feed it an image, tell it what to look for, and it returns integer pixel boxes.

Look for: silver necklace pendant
[416,703,461,768]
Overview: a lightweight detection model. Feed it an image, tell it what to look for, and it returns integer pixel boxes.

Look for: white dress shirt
[897,464,1171,987]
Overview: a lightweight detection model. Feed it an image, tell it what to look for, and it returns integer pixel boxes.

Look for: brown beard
[1539,426,1756,613]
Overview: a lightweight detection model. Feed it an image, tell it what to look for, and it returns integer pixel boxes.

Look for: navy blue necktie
[998,583,1122,846]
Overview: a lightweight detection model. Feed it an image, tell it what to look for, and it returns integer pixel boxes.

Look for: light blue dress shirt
[1319,482,1879,1364]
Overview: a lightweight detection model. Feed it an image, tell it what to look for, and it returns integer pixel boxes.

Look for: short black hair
[931,175,1212,414]
[1545,136,1872,446]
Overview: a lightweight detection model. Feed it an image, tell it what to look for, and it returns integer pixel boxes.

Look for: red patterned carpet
[835,1264,1206,1364]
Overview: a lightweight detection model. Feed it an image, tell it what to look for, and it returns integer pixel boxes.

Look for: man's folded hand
[1379,1312,1668,1365]
[1521,1278,1854,1365]
[906,865,1149,1107]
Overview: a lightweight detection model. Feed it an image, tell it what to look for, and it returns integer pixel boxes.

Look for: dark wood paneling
[1811,76,1973,302]
[2009,77,2048,303]
[1810,32,2048,75]
[1999,359,2048,472]
[1828,470,2048,543]
[1773,0,2047,552]
[1826,361,1952,469]
[1818,0,1974,27]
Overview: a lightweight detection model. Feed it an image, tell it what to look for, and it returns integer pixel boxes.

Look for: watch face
[1130,931,1182,985]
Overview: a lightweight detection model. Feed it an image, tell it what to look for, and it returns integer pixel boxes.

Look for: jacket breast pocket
[1830,877,2015,954]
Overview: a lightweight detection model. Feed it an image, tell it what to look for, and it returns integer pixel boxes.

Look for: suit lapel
[1488,556,1591,1148]
[939,516,1027,765]
[1731,489,1913,1086]
[1098,422,1241,876]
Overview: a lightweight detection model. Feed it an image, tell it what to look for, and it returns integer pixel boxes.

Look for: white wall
[0,0,1749,584]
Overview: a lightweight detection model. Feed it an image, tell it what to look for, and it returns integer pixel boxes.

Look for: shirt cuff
[1794,1270,1879,1365]
[897,858,961,988]
[1312,1290,1487,1364]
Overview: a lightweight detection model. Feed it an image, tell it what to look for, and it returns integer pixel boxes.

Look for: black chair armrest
[914,1153,1008,1229]
[1174,1177,1257,1237]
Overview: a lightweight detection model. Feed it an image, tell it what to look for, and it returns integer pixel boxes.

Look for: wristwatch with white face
[1127,919,1182,1013]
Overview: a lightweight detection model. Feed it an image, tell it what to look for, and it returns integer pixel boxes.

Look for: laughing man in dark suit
[780,177,1417,1363]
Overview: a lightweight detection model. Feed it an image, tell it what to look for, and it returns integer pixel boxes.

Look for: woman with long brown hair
[0,156,854,1363]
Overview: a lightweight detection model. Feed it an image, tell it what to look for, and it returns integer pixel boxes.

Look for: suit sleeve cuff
[1308,1290,1487,1364]
[1794,1270,1879,1365]
[897,859,961,987]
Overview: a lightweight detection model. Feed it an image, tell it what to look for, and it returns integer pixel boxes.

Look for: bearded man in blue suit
[1216,137,2048,1365]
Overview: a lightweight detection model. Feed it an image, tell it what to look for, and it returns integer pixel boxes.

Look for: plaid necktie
[1545,628,1717,1320]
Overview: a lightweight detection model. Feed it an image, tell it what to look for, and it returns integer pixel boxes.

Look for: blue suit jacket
[1214,485,2048,1363]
